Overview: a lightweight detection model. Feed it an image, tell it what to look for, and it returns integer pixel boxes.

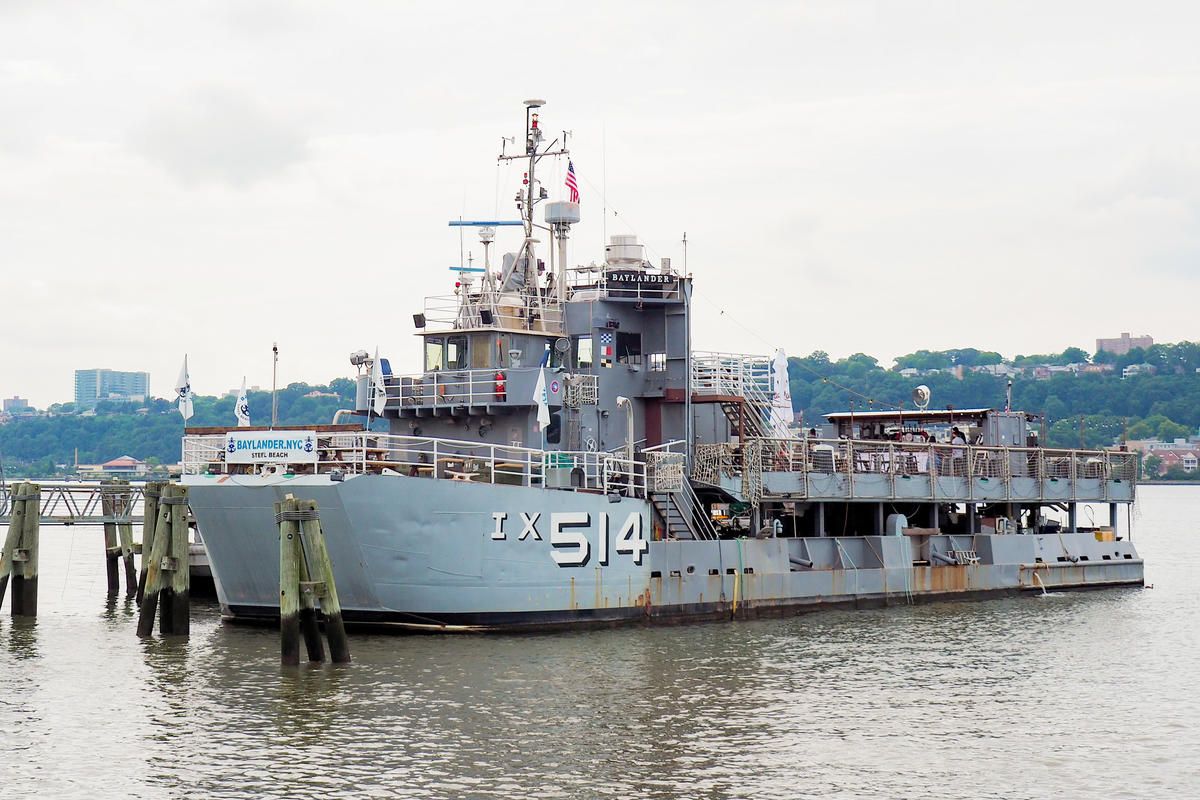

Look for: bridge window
[575,336,593,369]
[446,335,467,370]
[616,332,642,365]
[424,337,444,371]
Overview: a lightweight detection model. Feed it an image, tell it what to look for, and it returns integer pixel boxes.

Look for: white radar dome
[544,201,581,225]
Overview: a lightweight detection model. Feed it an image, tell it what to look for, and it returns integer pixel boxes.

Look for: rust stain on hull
[909,565,974,593]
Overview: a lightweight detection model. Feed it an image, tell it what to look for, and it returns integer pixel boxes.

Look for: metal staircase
[718,397,772,439]
[651,477,718,541]
[692,351,775,440]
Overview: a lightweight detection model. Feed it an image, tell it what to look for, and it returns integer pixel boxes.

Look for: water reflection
[4,616,40,660]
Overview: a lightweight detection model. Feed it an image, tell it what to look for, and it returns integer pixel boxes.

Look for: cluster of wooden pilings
[0,482,40,617]
[1,480,353,665]
[101,480,138,598]
[137,483,191,638]
[277,496,350,666]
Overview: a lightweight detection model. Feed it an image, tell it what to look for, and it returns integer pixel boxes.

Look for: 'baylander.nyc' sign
[224,431,318,464]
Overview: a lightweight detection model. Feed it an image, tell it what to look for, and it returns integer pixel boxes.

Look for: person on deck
[950,427,968,476]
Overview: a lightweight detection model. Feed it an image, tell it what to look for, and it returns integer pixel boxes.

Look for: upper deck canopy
[823,408,1037,424]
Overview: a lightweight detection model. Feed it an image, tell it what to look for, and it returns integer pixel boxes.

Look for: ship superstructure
[182,101,1142,629]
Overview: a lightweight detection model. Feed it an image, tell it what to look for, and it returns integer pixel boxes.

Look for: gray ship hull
[185,472,1144,630]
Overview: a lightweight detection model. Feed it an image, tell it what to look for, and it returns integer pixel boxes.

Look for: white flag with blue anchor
[371,348,387,415]
[235,377,250,427]
[532,368,550,431]
[175,355,193,422]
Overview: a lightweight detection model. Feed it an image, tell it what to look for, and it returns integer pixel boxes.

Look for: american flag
[565,160,580,203]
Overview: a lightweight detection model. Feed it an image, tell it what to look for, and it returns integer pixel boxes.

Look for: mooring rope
[275,509,320,524]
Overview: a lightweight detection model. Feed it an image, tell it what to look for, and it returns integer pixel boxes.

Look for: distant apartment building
[1096,332,1153,356]
[74,368,150,407]
[3,396,31,413]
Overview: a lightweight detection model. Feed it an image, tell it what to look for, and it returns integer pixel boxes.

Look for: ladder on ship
[651,478,718,541]
[719,398,772,439]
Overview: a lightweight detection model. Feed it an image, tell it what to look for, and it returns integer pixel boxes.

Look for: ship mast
[498,99,571,322]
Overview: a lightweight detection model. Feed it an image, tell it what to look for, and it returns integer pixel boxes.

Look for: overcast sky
[2,1,1198,407]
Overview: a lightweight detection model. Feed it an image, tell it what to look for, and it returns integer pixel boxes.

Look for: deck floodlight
[413,313,426,328]
[479,309,494,325]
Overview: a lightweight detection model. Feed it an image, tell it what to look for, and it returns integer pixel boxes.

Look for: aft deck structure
[692,406,1138,539]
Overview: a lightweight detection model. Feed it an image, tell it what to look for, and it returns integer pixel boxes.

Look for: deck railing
[564,267,686,303]
[691,351,774,399]
[421,293,564,334]
[382,369,512,409]
[182,432,648,498]
[695,437,1139,487]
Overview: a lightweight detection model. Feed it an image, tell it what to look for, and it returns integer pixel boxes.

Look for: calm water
[1,486,1196,799]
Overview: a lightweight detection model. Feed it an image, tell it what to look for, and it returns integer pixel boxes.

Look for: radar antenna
[496,100,572,321]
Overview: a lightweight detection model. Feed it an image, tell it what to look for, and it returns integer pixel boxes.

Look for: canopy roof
[822,408,1037,424]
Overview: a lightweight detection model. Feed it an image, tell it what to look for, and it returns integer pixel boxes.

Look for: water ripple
[0,487,1195,799]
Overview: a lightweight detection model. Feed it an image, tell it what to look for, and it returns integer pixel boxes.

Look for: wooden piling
[102,482,121,596]
[166,485,190,636]
[297,537,326,663]
[300,499,351,664]
[278,498,302,666]
[115,481,138,597]
[11,483,40,617]
[137,483,175,637]
[137,482,162,604]
[0,481,28,609]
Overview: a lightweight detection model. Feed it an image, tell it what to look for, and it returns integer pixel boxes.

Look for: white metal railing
[384,369,510,408]
[422,292,564,334]
[564,266,685,302]
[746,438,1138,481]
[691,351,774,398]
[182,432,649,498]
[694,437,1139,495]
[641,439,688,455]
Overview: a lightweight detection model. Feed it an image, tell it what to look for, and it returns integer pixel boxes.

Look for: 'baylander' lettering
[606,271,676,284]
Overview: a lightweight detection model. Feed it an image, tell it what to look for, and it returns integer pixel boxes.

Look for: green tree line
[0,379,357,473]
[789,343,1200,451]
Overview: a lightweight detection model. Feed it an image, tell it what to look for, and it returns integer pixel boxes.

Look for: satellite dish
[554,337,571,355]
[912,384,931,411]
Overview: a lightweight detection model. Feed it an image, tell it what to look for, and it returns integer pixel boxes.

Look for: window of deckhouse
[616,332,642,365]
[424,337,444,371]
[575,336,594,369]
[446,335,467,369]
